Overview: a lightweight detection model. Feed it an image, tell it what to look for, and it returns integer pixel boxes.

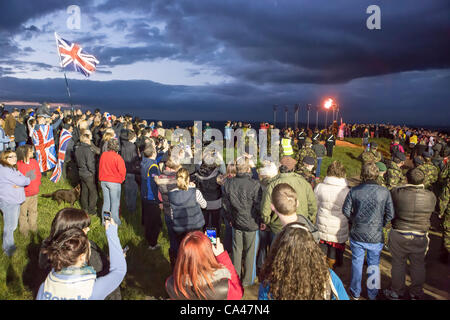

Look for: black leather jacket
[390,184,436,232]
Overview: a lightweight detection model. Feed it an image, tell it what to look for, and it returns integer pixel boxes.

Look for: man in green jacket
[261,155,317,235]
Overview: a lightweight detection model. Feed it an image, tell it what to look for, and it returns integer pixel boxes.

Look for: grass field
[0,141,367,300]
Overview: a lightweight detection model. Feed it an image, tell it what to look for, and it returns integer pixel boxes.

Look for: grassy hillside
[0,142,365,300]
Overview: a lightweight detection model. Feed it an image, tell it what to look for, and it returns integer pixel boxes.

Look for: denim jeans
[0,201,21,256]
[101,181,121,225]
[124,173,138,213]
[349,238,383,300]
[316,157,323,177]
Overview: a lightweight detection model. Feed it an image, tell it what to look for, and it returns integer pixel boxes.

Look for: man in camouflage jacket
[361,142,383,165]
[439,164,449,263]
[386,152,407,190]
[296,137,317,170]
[415,155,439,190]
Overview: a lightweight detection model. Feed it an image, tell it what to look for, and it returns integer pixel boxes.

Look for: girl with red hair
[165,231,243,300]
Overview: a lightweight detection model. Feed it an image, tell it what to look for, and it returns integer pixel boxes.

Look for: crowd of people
[0,102,449,300]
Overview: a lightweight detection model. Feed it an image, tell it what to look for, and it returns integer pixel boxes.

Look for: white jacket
[314,176,350,244]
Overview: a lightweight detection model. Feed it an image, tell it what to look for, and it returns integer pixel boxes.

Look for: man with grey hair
[222,156,262,287]
[343,162,395,300]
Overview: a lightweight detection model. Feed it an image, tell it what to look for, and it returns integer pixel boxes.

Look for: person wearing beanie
[375,162,387,188]
[384,168,436,300]
[386,152,407,190]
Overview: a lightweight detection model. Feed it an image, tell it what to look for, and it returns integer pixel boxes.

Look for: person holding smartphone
[165,231,243,300]
[36,214,127,300]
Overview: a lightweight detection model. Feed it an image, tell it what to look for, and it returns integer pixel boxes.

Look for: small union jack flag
[55,32,99,77]
[32,124,57,173]
[105,112,112,122]
[50,129,73,183]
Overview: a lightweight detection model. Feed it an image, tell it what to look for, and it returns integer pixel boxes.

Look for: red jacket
[216,251,244,300]
[99,151,126,183]
[17,159,41,197]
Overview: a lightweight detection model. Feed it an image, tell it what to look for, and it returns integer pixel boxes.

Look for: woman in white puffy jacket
[314,161,350,269]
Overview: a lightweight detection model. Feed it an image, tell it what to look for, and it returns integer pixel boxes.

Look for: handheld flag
[50,128,73,183]
[55,32,99,77]
[32,124,57,173]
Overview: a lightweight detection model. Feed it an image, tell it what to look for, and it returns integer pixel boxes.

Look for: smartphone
[206,228,217,245]
[123,245,129,254]
[103,211,111,221]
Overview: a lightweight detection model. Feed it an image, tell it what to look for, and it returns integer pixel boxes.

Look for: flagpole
[55,32,74,115]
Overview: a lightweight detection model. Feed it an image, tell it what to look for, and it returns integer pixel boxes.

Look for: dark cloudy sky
[0,0,449,126]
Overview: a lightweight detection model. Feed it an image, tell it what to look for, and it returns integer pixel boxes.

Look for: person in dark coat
[384,168,436,300]
[14,116,28,147]
[74,131,98,215]
[120,130,140,213]
[222,156,262,287]
[342,162,394,300]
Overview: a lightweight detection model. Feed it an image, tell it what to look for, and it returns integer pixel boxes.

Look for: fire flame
[324,98,333,109]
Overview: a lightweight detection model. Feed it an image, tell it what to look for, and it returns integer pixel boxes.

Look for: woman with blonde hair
[168,167,207,256]
[0,150,31,256]
[100,129,116,153]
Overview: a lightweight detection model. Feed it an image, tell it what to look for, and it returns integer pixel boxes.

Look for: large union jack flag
[50,128,73,183]
[55,32,99,77]
[32,124,57,173]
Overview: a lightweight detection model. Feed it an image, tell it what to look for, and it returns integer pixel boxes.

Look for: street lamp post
[273,105,277,127]
[284,106,288,129]
[315,106,318,130]
[307,104,311,130]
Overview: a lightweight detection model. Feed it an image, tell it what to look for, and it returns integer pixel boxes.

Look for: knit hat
[280,156,297,171]
[303,156,315,166]
[375,162,387,172]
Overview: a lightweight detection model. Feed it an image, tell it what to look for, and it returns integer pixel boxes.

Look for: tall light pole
[307,104,311,130]
[284,105,288,129]
[294,104,299,130]
[273,105,277,127]
[315,106,319,130]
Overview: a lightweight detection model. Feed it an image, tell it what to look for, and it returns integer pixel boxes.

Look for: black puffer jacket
[342,181,394,243]
[390,184,436,232]
[222,173,262,231]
